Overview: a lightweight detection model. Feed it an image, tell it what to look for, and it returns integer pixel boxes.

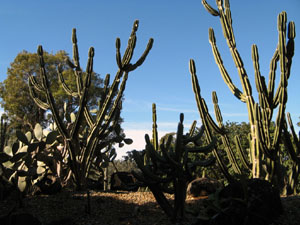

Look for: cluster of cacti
[188,0,297,191]
[28,20,153,190]
[190,60,251,183]
[0,123,60,192]
[132,103,216,223]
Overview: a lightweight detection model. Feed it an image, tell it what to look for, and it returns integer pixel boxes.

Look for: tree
[0,50,103,131]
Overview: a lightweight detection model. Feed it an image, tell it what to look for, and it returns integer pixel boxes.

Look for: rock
[211,178,283,225]
[187,177,221,197]
[110,172,138,191]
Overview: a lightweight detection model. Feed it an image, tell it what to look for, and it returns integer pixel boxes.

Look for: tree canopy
[0,50,103,131]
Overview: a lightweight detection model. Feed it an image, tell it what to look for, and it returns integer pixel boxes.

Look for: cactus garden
[0,0,300,225]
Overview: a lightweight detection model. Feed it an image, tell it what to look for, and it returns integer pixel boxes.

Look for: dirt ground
[0,190,300,225]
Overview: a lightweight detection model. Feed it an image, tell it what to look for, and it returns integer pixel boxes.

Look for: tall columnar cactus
[189,60,237,183]
[132,104,216,223]
[283,113,300,194]
[201,0,295,181]
[28,21,153,189]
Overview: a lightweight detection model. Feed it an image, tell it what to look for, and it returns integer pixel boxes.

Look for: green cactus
[200,0,295,185]
[0,123,60,193]
[189,59,236,183]
[132,104,216,223]
[282,113,300,195]
[28,21,153,190]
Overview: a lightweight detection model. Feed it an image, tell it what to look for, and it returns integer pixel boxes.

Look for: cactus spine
[201,0,295,181]
[29,21,153,189]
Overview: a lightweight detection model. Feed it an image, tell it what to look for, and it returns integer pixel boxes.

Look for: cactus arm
[202,0,219,16]
[284,113,300,163]
[272,12,290,151]
[286,113,300,152]
[188,120,197,138]
[37,46,70,140]
[234,135,252,170]
[184,123,203,145]
[70,47,94,139]
[185,138,216,154]
[75,30,94,128]
[174,114,184,161]
[184,126,205,145]
[70,28,94,128]
[121,20,138,67]
[189,59,234,182]
[126,38,154,72]
[132,150,172,183]
[98,74,110,111]
[57,67,79,97]
[152,103,159,151]
[252,45,270,111]
[28,81,50,110]
[145,134,167,164]
[286,21,295,79]
[273,20,295,107]
[212,91,242,174]
[254,104,275,160]
[202,96,226,135]
[267,49,279,108]
[189,60,225,135]
[188,156,216,168]
[160,136,181,168]
[28,75,44,93]
[71,28,80,69]
[99,72,128,134]
[115,38,122,69]
[208,28,246,102]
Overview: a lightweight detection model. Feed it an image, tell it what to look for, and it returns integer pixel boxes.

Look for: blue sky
[0,0,299,158]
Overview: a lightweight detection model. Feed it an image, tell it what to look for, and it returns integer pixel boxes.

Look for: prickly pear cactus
[0,123,60,193]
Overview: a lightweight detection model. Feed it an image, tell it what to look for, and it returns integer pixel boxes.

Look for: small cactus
[132,104,216,223]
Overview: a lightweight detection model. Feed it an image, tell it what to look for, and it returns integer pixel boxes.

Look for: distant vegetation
[0,0,299,225]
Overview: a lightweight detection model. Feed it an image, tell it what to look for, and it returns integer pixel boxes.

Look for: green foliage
[0,123,63,193]
[0,50,103,132]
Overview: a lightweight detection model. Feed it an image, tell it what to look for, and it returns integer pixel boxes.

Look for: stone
[110,172,138,191]
[187,177,221,197]
[211,178,283,225]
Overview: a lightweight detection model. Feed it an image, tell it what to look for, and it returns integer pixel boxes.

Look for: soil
[0,190,299,225]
